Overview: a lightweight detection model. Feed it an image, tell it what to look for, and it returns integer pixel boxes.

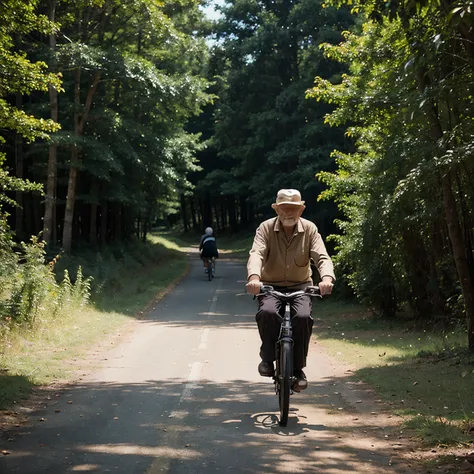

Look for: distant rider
[199,227,219,273]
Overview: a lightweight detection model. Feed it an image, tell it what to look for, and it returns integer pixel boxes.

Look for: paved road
[0,255,418,473]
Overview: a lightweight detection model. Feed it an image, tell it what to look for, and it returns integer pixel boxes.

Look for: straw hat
[271,189,305,209]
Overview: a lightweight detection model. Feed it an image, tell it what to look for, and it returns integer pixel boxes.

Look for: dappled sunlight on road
[70,464,101,471]
[1,376,417,473]
[79,443,202,458]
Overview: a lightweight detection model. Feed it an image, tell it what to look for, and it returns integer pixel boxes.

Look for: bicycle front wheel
[278,340,293,426]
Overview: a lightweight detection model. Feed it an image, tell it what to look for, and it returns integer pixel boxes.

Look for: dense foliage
[1,0,212,251]
[308,0,474,347]
[186,0,352,235]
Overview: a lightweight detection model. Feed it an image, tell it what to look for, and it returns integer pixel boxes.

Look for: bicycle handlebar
[257,285,321,298]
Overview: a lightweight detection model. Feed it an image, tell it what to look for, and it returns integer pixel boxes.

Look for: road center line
[179,361,202,403]
[199,328,210,349]
[209,276,223,313]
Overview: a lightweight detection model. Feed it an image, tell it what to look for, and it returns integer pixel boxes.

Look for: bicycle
[206,257,216,281]
[257,284,321,426]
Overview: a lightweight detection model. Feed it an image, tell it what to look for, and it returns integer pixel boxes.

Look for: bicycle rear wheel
[208,260,213,281]
[278,340,293,426]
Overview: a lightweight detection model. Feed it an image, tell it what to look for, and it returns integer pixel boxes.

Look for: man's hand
[246,275,262,295]
[319,276,334,296]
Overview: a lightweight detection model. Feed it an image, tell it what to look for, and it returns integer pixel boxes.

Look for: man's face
[275,204,304,227]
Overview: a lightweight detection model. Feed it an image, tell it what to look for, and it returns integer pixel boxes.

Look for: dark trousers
[256,293,313,369]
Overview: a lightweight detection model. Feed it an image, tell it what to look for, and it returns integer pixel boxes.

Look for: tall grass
[0,234,186,408]
[0,237,92,334]
[52,238,185,314]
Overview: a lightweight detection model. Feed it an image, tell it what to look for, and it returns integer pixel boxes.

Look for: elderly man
[246,189,335,391]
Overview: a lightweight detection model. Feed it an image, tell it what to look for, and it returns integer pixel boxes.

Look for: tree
[0,0,61,316]
[0,0,61,208]
[23,0,213,250]
[309,0,474,348]
[191,0,352,233]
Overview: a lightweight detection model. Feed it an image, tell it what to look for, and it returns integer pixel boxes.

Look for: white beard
[280,217,298,227]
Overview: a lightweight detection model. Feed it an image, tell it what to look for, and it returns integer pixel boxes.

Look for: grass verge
[0,234,188,409]
[314,299,474,448]
[158,228,255,259]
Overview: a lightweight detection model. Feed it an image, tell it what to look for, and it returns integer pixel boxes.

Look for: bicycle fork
[274,302,295,394]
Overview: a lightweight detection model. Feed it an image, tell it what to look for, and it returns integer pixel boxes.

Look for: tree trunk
[123,208,133,240]
[416,67,474,349]
[202,194,213,228]
[43,0,58,245]
[113,202,122,241]
[248,202,255,225]
[142,218,149,242]
[136,211,141,239]
[89,180,99,247]
[180,193,188,232]
[23,194,34,236]
[239,195,248,227]
[43,138,58,244]
[33,194,42,234]
[190,198,198,230]
[100,200,108,248]
[78,200,88,242]
[62,148,79,252]
[214,204,221,231]
[90,202,98,247]
[220,203,226,231]
[62,68,101,252]
[441,172,474,349]
[228,196,237,232]
[455,170,474,271]
[14,95,25,240]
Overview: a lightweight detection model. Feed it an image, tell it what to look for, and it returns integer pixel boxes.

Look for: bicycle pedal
[292,382,307,392]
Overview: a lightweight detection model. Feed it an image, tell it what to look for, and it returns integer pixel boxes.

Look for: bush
[55,266,92,315]
[8,237,56,325]
[0,234,92,334]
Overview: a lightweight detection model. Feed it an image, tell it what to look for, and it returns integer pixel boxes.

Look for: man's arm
[247,225,268,280]
[309,226,335,281]
[246,224,268,295]
[309,224,335,295]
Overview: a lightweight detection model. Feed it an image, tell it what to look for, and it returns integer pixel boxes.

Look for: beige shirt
[247,217,335,287]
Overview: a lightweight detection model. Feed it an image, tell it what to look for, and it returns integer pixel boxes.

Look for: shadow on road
[0,376,416,473]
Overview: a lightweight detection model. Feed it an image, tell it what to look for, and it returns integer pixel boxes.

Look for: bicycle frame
[275,298,294,392]
[206,257,215,280]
